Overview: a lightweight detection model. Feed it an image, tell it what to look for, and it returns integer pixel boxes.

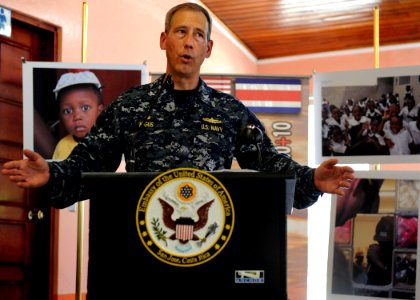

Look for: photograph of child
[26,63,145,160]
[52,71,104,160]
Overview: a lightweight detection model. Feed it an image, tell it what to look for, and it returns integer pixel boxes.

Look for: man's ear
[205,39,213,58]
[98,104,104,114]
[160,32,167,50]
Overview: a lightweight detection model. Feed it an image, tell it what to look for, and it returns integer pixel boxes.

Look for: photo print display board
[314,66,420,165]
[22,61,147,160]
[327,170,419,300]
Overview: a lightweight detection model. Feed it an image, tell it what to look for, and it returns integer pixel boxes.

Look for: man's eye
[195,32,205,42]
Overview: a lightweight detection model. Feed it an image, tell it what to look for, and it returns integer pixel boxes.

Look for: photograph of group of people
[315,68,420,164]
[322,82,419,157]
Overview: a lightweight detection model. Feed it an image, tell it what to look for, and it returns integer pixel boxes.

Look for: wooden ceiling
[200,0,420,60]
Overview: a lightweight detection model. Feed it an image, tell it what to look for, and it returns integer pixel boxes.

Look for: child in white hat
[52,71,103,160]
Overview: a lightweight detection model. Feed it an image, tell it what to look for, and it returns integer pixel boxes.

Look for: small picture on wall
[396,216,418,249]
[394,252,417,290]
[314,66,420,165]
[397,180,420,211]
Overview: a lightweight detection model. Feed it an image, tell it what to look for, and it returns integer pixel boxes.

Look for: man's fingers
[342,173,355,181]
[335,189,345,197]
[340,180,352,189]
[322,158,338,168]
[6,174,25,182]
[9,169,22,176]
[2,160,20,170]
[342,166,355,174]
[17,181,32,188]
[23,149,40,161]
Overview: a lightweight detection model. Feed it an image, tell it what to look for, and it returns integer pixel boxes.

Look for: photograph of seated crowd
[322,83,420,156]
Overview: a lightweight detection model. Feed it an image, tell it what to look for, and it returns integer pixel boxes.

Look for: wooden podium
[82,170,295,299]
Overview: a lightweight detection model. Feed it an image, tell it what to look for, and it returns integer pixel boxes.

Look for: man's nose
[184,33,194,48]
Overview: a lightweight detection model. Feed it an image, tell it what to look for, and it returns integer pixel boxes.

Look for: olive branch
[151,217,168,246]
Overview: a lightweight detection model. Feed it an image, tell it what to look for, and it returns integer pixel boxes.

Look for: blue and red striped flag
[202,76,232,94]
[235,77,302,113]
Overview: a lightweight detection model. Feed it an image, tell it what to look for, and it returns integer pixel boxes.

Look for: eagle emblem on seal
[159,198,215,244]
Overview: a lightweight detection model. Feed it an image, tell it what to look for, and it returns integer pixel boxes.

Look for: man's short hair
[165,2,212,41]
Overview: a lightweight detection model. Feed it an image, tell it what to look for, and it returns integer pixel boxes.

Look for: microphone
[127,73,171,172]
[240,124,263,144]
[238,124,263,170]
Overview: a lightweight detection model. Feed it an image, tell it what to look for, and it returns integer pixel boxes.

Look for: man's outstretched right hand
[1,149,50,188]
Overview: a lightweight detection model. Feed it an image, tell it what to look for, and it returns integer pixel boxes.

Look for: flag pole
[373,6,381,171]
[76,3,88,299]
[373,6,380,69]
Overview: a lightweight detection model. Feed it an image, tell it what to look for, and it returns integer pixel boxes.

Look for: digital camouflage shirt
[46,74,321,208]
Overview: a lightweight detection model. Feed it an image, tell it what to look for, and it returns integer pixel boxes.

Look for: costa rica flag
[235,77,302,113]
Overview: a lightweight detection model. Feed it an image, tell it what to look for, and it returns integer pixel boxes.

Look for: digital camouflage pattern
[46,74,321,208]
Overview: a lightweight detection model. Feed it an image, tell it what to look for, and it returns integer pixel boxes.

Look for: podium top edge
[81,171,295,180]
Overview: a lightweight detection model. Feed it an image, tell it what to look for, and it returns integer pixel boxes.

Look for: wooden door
[0,9,57,300]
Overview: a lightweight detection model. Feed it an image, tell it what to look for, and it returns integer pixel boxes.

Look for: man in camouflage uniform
[2,2,354,209]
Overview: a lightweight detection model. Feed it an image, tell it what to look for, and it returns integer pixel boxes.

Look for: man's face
[160,9,213,80]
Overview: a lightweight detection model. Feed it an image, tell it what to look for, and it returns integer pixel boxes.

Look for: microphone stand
[239,124,263,170]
